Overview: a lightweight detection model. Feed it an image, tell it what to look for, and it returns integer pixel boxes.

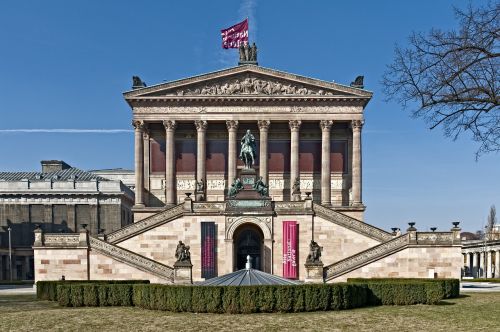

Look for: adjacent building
[0,160,134,280]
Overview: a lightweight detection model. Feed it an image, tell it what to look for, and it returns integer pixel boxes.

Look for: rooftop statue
[239,129,256,169]
[132,76,147,89]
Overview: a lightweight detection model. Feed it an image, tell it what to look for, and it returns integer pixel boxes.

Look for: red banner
[282,221,298,279]
[221,19,248,49]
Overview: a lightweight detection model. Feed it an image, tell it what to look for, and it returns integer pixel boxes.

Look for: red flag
[221,19,248,49]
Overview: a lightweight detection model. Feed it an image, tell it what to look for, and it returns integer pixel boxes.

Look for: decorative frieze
[170,76,338,97]
[176,179,196,191]
[192,202,225,213]
[206,179,226,191]
[416,232,453,244]
[43,234,80,247]
[133,105,361,115]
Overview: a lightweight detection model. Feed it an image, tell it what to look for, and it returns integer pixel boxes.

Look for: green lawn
[0,292,499,332]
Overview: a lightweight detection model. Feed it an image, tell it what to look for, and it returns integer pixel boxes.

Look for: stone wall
[329,246,463,282]
[34,248,88,282]
[118,215,227,281]
[89,251,168,283]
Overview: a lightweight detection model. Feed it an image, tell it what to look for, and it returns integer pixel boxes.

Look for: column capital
[320,120,333,131]
[289,120,302,131]
[194,120,208,131]
[226,120,239,131]
[258,120,271,131]
[132,120,145,130]
[351,119,364,130]
[163,120,177,130]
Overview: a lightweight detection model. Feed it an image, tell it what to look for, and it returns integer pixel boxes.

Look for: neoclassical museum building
[33,64,463,283]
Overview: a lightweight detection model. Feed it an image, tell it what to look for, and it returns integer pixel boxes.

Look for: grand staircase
[323,234,409,281]
[107,204,184,244]
[313,203,393,242]
[89,237,174,282]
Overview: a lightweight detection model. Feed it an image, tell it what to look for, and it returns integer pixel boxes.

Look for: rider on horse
[239,129,256,169]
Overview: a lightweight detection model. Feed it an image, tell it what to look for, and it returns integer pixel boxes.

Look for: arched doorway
[233,224,264,271]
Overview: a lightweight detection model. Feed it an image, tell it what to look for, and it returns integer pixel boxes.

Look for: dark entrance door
[234,227,263,271]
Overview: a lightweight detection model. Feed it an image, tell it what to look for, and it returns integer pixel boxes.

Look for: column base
[133,203,145,209]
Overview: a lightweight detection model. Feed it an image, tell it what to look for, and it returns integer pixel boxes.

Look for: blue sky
[0,1,498,233]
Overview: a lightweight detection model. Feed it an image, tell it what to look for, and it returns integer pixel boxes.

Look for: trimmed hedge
[346,278,460,304]
[36,280,149,301]
[58,283,371,313]
[464,278,500,283]
[50,279,455,313]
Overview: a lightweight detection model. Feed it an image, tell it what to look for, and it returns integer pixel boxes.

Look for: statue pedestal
[304,262,324,283]
[173,261,193,284]
[292,193,302,201]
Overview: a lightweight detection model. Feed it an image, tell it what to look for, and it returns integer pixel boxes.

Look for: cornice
[123,65,372,101]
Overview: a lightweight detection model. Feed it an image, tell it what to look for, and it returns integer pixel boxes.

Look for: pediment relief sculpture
[165,76,345,97]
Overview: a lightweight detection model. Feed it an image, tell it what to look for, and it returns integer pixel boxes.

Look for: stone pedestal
[305,263,324,283]
[173,262,193,284]
[292,193,301,201]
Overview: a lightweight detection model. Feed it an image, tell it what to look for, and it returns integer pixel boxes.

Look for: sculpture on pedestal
[253,176,269,197]
[175,241,191,264]
[306,240,322,264]
[239,129,256,169]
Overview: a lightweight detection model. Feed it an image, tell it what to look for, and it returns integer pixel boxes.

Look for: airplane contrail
[0,129,133,133]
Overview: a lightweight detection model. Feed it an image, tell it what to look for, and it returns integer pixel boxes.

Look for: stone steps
[323,234,409,281]
[313,203,393,242]
[106,204,184,244]
[89,237,174,282]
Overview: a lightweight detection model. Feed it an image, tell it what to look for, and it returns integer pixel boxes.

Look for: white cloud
[0,129,133,134]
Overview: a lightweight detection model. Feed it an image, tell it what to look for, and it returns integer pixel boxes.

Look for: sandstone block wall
[34,248,88,282]
[330,246,463,282]
[89,251,168,283]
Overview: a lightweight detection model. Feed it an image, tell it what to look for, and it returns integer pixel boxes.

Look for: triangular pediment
[124,65,372,100]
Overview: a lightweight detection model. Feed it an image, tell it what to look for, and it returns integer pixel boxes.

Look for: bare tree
[486,204,497,240]
[382,2,499,158]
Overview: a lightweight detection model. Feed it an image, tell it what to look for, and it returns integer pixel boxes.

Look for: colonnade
[132,119,363,206]
[463,249,500,278]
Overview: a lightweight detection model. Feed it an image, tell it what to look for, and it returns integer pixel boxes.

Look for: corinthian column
[226,120,239,188]
[258,120,271,185]
[163,120,177,205]
[195,120,208,187]
[320,120,333,206]
[351,120,363,206]
[132,120,145,207]
[289,120,301,200]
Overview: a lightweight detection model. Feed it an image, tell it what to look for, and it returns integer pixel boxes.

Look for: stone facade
[32,64,463,283]
[0,160,134,280]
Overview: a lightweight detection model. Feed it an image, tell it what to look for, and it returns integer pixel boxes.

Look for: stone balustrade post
[78,224,89,247]
[407,223,417,244]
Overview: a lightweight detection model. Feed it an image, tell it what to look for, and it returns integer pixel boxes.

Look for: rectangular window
[201,221,217,279]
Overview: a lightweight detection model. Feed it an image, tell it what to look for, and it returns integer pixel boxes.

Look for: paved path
[461,282,500,292]
[0,285,35,295]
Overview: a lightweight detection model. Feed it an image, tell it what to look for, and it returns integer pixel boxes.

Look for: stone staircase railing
[313,203,393,242]
[89,237,174,282]
[323,234,409,281]
[107,204,184,244]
